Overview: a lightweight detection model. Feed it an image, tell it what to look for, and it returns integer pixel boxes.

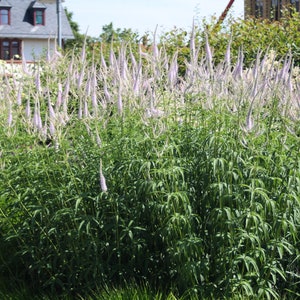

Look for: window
[11,41,20,58]
[34,9,45,25]
[290,0,300,11]
[1,41,9,60]
[255,0,264,17]
[0,40,21,60]
[271,0,282,20]
[0,8,10,25]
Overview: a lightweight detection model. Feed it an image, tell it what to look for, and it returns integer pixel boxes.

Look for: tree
[64,8,86,50]
[99,22,139,43]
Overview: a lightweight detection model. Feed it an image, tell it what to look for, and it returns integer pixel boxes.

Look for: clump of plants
[198,7,300,67]
[1,15,300,299]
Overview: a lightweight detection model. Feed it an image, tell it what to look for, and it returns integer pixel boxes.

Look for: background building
[0,0,73,61]
[245,0,300,20]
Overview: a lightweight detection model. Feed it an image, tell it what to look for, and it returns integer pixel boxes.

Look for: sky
[64,0,245,38]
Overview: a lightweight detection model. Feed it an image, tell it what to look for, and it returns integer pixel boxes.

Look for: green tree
[99,22,139,43]
[64,8,86,50]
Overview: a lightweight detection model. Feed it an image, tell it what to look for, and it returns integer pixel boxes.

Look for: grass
[1,31,300,299]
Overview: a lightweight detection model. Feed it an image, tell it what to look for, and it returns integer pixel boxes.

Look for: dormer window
[31,2,46,26]
[0,8,10,25]
[34,9,45,25]
[0,0,11,25]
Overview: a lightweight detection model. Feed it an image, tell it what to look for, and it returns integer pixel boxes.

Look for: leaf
[75,197,82,213]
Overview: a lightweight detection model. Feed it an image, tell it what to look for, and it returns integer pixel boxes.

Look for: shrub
[1,19,300,299]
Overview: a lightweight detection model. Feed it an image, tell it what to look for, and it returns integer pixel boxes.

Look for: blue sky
[64,0,244,37]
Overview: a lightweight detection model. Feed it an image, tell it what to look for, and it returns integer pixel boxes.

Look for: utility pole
[56,0,62,48]
[216,0,236,27]
[40,0,63,47]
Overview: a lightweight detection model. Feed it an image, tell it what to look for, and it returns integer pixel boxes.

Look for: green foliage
[1,105,300,298]
[64,8,86,51]
[99,22,140,44]
[151,7,300,74]
[202,7,300,66]
[160,27,191,76]
[2,14,300,299]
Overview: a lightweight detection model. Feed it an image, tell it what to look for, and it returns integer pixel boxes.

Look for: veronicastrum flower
[99,159,108,192]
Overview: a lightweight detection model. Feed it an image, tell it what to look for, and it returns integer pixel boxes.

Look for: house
[0,0,74,61]
[245,0,300,20]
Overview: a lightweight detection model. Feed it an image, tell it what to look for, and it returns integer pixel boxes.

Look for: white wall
[22,39,56,61]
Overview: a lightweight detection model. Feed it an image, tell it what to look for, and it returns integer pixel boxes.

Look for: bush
[1,18,300,298]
